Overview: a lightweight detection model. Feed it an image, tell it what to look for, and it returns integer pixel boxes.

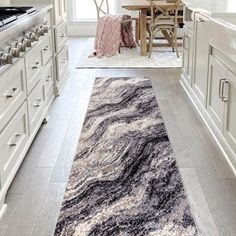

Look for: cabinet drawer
[55,21,67,52]
[28,80,45,134]
[0,59,26,132]
[43,60,54,106]
[0,102,29,186]
[56,45,69,80]
[25,41,43,93]
[41,31,53,65]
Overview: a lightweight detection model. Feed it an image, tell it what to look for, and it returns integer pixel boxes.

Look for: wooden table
[122,0,184,55]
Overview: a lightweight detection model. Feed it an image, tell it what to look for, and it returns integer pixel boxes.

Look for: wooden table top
[122,0,184,10]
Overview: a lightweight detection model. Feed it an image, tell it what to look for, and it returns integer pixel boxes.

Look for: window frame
[71,0,120,22]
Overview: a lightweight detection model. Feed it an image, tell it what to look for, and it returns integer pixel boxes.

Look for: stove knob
[36,27,44,36]
[22,37,31,48]
[13,41,26,53]
[18,41,27,52]
[43,24,49,33]
[25,32,38,42]
[31,32,39,41]
[0,52,13,66]
[13,48,20,57]
[7,46,20,58]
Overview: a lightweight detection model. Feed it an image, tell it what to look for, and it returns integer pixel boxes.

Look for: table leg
[140,9,147,56]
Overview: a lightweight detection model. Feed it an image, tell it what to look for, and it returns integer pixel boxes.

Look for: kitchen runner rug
[76,38,182,69]
[54,77,198,236]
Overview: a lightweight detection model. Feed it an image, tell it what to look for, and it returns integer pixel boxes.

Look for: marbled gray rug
[55,77,198,236]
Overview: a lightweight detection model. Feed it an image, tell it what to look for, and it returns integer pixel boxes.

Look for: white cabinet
[41,31,53,65]
[0,7,56,215]
[55,20,67,52]
[54,0,62,25]
[0,59,26,132]
[207,55,226,131]
[0,102,29,187]
[182,26,194,86]
[28,80,45,134]
[192,13,210,106]
[43,60,54,108]
[224,70,236,154]
[61,0,67,21]
[207,56,236,156]
[181,8,236,173]
[54,0,67,25]
[25,41,43,94]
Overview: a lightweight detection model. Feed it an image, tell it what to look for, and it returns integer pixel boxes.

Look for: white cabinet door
[223,70,236,154]
[207,56,227,132]
[54,0,62,25]
[192,13,210,106]
[182,26,194,86]
[61,0,67,21]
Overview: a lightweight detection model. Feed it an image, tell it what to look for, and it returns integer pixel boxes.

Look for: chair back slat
[94,0,110,19]
[149,0,180,25]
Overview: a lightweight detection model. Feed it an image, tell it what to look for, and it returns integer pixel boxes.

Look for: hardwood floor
[0,37,235,236]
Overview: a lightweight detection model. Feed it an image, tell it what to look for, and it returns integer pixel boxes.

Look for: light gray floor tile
[180,168,219,236]
[30,182,67,236]
[4,168,53,236]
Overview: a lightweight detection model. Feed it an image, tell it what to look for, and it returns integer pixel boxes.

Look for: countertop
[183,0,236,32]
[183,0,236,14]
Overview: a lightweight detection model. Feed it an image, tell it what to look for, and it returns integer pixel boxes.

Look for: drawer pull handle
[8,133,21,147]
[4,87,18,99]
[46,75,51,82]
[222,80,229,102]
[197,18,205,23]
[32,62,40,70]
[33,98,42,108]
[43,46,49,51]
[60,58,67,64]
[219,78,225,99]
[183,35,190,50]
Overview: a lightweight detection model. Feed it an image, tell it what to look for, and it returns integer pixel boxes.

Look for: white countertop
[183,0,236,14]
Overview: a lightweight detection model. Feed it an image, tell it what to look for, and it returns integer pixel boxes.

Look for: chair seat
[154,19,175,26]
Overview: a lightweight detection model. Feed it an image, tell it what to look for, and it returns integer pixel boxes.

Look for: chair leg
[148,32,154,58]
[171,29,175,52]
[135,19,140,45]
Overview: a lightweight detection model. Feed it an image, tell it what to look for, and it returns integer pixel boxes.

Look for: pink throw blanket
[93,14,136,58]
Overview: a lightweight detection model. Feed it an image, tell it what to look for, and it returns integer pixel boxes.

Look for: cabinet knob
[4,87,18,99]
[197,18,205,23]
[8,133,21,147]
[60,58,67,64]
[33,98,42,108]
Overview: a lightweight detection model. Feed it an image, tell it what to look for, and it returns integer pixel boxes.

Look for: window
[74,0,117,21]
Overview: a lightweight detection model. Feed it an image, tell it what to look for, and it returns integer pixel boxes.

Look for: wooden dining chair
[94,0,109,19]
[147,0,180,58]
[93,0,139,44]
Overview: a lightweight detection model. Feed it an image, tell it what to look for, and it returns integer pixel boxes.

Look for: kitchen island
[181,0,236,175]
